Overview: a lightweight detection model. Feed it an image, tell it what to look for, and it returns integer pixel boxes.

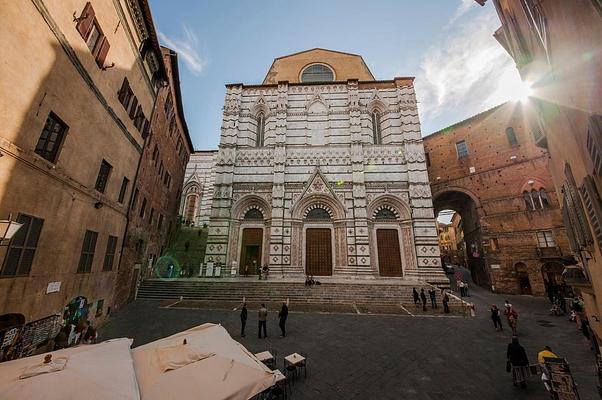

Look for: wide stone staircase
[136,279,473,316]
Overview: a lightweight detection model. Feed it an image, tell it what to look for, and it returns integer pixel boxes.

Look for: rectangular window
[139,197,147,218]
[129,96,138,120]
[506,127,518,146]
[425,152,431,168]
[563,164,593,248]
[587,115,602,177]
[35,112,68,163]
[103,235,118,271]
[152,144,159,162]
[86,21,101,53]
[581,175,602,252]
[164,172,171,188]
[78,230,98,273]
[456,140,469,159]
[95,299,104,317]
[159,161,164,177]
[489,237,499,250]
[118,177,129,204]
[158,214,163,230]
[164,93,173,118]
[134,106,145,132]
[130,188,139,211]
[149,208,154,225]
[118,78,133,111]
[95,160,112,193]
[536,231,556,248]
[1,214,44,276]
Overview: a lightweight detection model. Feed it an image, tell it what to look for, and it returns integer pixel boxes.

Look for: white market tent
[132,323,276,400]
[0,338,140,400]
[0,323,275,400]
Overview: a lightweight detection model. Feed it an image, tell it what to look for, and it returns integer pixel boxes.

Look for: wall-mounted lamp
[510,155,517,161]
[527,179,535,185]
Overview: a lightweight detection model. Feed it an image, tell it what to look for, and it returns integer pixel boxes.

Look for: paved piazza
[100,281,598,400]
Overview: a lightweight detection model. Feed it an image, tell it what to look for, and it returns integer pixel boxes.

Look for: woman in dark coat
[507,336,529,388]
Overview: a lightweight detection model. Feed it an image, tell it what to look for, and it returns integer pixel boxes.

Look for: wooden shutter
[561,199,579,253]
[581,175,602,251]
[95,37,110,68]
[587,115,602,176]
[129,96,138,119]
[564,164,593,246]
[118,78,129,106]
[76,2,95,40]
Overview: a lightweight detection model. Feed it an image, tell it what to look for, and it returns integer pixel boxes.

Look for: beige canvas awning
[0,338,140,400]
[132,323,276,400]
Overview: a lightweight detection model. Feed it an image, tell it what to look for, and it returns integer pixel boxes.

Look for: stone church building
[204,49,446,285]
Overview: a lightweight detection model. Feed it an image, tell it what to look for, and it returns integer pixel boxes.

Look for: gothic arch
[367,194,411,221]
[184,181,201,195]
[519,178,547,193]
[292,194,345,220]
[232,194,272,220]
[303,202,334,219]
[250,95,269,117]
[367,90,388,114]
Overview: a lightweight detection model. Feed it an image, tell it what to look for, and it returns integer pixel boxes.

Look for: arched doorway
[433,190,489,286]
[239,208,265,275]
[515,262,532,295]
[304,206,333,276]
[0,313,25,331]
[184,194,198,224]
[374,207,403,277]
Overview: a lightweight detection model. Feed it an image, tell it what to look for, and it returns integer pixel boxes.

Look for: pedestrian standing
[240,303,248,337]
[278,301,288,337]
[429,288,437,308]
[244,264,249,278]
[443,290,450,313]
[464,281,470,296]
[258,303,268,339]
[490,304,503,331]
[413,288,420,305]
[458,281,465,297]
[504,302,519,335]
[506,336,529,388]
[420,289,427,311]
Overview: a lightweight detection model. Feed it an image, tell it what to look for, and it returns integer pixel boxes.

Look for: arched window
[244,208,264,220]
[372,111,382,144]
[523,191,535,210]
[306,208,331,220]
[300,64,334,83]
[256,113,265,147]
[539,188,550,208]
[375,208,396,220]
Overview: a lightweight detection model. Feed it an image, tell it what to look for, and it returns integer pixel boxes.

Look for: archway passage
[515,262,532,295]
[377,229,402,277]
[433,190,489,287]
[0,313,25,331]
[306,228,332,276]
[240,228,263,274]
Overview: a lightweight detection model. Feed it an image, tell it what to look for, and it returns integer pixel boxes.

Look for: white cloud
[414,8,523,132]
[158,25,208,75]
[448,0,478,26]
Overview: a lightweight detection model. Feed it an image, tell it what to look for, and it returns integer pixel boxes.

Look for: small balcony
[536,246,562,259]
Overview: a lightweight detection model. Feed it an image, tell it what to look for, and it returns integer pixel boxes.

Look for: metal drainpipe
[115,77,163,300]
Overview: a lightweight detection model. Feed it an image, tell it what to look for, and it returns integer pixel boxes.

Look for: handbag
[506,360,511,373]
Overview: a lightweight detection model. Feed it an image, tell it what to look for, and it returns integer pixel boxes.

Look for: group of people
[304,275,321,287]
[457,280,470,297]
[242,263,270,280]
[53,319,96,350]
[506,336,561,390]
[490,301,519,334]
[240,301,289,338]
[413,287,450,313]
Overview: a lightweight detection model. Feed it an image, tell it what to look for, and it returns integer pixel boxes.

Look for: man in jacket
[278,301,289,337]
[507,336,529,388]
[258,304,268,339]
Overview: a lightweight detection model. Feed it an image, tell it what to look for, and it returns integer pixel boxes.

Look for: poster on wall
[206,262,214,277]
[231,261,238,276]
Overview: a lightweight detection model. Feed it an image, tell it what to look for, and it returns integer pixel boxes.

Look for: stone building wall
[204,51,446,285]
[424,102,570,295]
[180,150,218,226]
[0,0,163,323]
[114,46,193,309]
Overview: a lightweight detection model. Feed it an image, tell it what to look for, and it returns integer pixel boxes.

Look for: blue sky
[149,0,524,151]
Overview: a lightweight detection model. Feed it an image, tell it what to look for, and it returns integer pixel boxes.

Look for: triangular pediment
[298,167,337,201]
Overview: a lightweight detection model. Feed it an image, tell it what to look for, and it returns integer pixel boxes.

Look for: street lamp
[0,216,23,244]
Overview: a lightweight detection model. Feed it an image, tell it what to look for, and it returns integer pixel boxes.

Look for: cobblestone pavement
[100,278,598,399]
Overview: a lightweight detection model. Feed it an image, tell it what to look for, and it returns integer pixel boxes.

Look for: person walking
[420,289,427,311]
[240,303,248,337]
[413,288,420,305]
[442,290,450,313]
[464,281,470,296]
[490,304,503,331]
[458,281,465,297]
[278,301,289,337]
[258,303,268,339]
[429,288,437,309]
[506,336,529,388]
[504,302,519,335]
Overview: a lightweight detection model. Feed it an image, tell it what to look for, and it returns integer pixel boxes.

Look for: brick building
[114,46,193,308]
[476,0,602,350]
[424,102,570,295]
[0,0,164,332]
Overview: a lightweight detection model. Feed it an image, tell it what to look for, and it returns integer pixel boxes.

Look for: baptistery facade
[205,49,446,284]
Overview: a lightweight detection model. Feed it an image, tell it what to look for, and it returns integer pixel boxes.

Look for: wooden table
[255,351,274,363]
[284,353,307,380]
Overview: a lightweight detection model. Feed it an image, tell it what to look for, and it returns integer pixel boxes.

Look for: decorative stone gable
[295,167,339,205]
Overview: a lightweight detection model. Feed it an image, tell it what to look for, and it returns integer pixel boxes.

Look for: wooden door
[377,229,402,277]
[240,228,263,274]
[305,228,332,276]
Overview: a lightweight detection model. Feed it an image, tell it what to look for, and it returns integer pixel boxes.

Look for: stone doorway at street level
[240,228,263,274]
[515,262,532,295]
[377,229,402,277]
[305,228,332,276]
